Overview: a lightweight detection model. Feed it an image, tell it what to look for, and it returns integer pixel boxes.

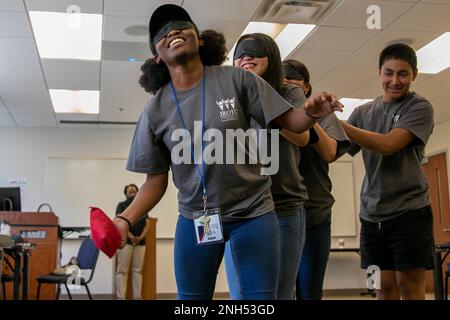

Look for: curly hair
[139,29,228,94]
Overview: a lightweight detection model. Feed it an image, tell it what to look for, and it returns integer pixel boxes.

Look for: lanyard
[169,68,207,210]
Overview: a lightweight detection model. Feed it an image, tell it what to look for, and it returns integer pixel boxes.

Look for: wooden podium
[0,212,60,300]
[118,217,157,300]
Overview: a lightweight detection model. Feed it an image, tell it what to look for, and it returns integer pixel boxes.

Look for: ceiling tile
[1,88,52,110]
[0,58,46,91]
[183,0,263,22]
[56,113,99,122]
[42,59,100,90]
[103,15,149,43]
[195,20,250,52]
[0,37,39,59]
[359,29,441,53]
[100,60,148,123]
[321,0,415,29]
[300,26,379,52]
[348,78,381,99]
[0,0,26,11]
[289,49,352,70]
[388,3,450,32]
[104,0,180,17]
[0,12,32,37]
[0,109,16,127]
[10,109,57,127]
[420,0,450,5]
[414,69,450,101]
[24,0,103,14]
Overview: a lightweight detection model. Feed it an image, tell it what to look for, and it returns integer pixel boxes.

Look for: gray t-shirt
[266,84,309,216]
[300,113,350,227]
[126,65,294,222]
[347,92,434,223]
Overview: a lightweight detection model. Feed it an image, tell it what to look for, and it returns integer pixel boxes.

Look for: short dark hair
[139,29,227,94]
[234,33,284,96]
[282,59,312,98]
[124,184,139,196]
[379,43,417,71]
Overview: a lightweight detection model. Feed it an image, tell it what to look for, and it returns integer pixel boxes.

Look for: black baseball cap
[148,4,198,55]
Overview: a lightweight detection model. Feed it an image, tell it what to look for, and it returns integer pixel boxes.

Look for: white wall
[0,126,373,295]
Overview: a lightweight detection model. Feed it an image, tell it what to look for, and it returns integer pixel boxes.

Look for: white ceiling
[0,0,449,128]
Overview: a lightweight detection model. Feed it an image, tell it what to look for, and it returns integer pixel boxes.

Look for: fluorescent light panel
[29,11,102,60]
[417,32,450,74]
[337,98,373,120]
[226,22,315,65]
[50,89,99,114]
[276,24,315,60]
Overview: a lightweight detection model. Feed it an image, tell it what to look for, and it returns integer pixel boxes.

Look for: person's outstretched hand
[304,92,344,118]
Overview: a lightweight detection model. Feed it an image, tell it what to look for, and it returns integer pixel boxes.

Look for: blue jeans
[174,212,280,300]
[225,208,305,300]
[296,216,331,300]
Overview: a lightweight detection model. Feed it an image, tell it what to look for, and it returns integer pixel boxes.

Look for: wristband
[114,215,132,229]
[305,111,321,119]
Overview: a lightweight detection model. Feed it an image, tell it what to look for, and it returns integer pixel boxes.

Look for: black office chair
[445,269,450,300]
[1,255,15,300]
[1,274,13,300]
[36,237,99,300]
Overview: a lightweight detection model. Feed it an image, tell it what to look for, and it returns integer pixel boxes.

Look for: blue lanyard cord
[169,69,207,205]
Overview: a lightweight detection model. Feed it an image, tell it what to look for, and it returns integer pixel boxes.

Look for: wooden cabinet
[0,212,60,300]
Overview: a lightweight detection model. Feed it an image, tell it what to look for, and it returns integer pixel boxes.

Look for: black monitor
[0,187,21,211]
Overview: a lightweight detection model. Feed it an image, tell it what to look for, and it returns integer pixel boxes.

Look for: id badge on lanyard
[170,69,224,246]
[193,207,224,245]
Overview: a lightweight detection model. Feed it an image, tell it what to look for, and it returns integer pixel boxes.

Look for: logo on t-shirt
[216,97,239,122]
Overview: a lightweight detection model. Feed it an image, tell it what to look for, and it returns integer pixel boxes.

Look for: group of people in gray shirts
[113,4,435,300]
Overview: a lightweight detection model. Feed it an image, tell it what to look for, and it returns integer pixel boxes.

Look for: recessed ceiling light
[29,11,102,60]
[337,98,373,120]
[49,89,99,114]
[417,32,450,74]
[124,25,148,36]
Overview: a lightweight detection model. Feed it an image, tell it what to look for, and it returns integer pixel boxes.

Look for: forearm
[274,107,317,133]
[341,121,392,155]
[313,123,338,163]
[119,172,168,224]
[280,129,310,147]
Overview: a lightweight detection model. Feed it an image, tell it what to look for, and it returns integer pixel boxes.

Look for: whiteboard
[44,157,357,239]
[44,157,179,238]
[329,161,357,237]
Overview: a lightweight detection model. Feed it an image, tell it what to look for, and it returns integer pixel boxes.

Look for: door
[422,152,450,293]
